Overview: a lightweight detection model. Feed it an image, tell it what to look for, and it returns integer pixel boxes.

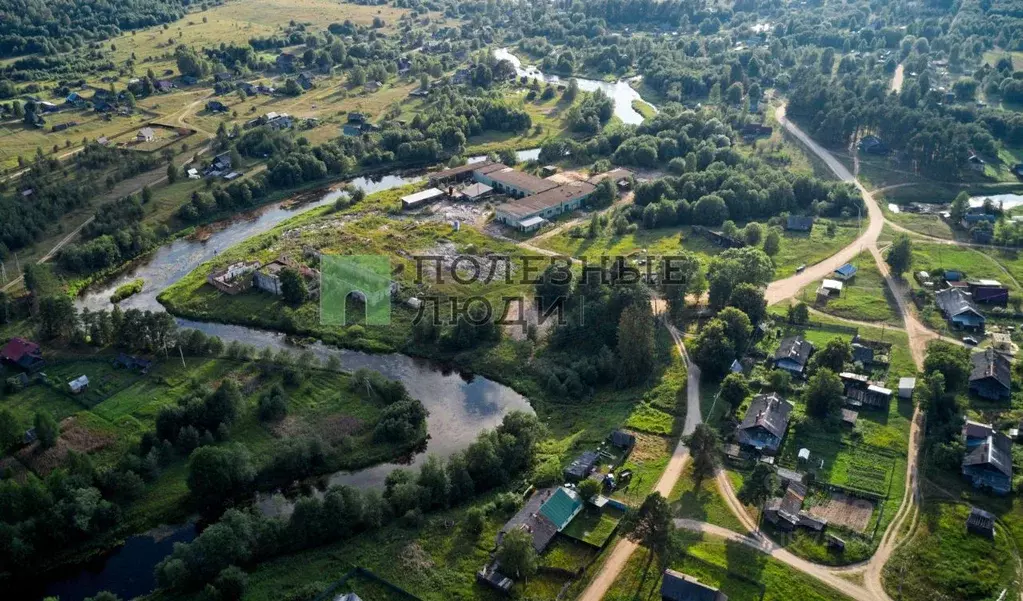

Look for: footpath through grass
[606,534,855,601]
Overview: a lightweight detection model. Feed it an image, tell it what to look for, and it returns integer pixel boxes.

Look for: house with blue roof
[834,263,857,281]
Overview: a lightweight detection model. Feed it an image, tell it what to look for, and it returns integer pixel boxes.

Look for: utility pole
[179,344,186,369]
[0,262,6,284]
[14,252,20,274]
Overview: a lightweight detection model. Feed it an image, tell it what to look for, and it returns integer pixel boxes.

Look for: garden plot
[806,492,875,533]
[16,416,115,475]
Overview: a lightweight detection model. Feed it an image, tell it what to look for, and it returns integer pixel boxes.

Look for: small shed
[798,448,811,462]
[841,409,858,427]
[69,375,89,394]
[564,450,598,480]
[819,279,844,296]
[966,507,995,538]
[899,377,916,399]
[834,263,858,281]
[518,215,546,232]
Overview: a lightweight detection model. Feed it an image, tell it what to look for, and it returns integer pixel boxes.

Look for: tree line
[153,411,544,596]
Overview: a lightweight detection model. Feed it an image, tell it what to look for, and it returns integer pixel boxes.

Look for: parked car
[963,336,979,346]
[796,264,806,273]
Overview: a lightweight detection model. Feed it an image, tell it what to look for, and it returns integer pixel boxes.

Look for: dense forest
[0,0,198,58]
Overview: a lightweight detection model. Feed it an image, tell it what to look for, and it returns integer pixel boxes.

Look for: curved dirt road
[765,107,884,305]
[713,107,935,601]
[2,96,216,293]
[575,324,702,601]
[674,519,879,601]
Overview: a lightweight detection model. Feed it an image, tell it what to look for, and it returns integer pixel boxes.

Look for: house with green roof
[539,487,584,531]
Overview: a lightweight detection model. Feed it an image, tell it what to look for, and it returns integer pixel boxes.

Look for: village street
[564,105,949,601]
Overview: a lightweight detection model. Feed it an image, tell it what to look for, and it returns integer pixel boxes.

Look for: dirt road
[2,96,215,293]
[765,107,884,305]
[890,64,905,94]
[737,107,936,601]
[575,323,701,601]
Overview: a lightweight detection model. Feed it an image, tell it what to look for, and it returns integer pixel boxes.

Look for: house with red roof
[1,337,45,371]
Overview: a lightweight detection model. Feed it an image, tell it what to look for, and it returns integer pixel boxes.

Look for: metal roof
[739,393,793,439]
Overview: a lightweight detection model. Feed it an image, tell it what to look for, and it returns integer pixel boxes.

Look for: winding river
[35,64,659,598]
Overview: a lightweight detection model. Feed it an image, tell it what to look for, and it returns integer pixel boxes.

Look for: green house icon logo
[320,255,393,326]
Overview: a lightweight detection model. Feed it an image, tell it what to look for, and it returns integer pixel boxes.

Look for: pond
[970,193,1023,211]
[493,47,654,125]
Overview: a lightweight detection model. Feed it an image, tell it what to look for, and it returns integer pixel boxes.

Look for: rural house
[773,336,814,376]
[564,450,598,480]
[0,337,45,371]
[482,487,585,592]
[660,569,728,601]
[840,372,893,409]
[962,421,1013,494]
[935,288,985,331]
[136,127,156,142]
[858,135,888,155]
[763,480,827,532]
[737,393,793,454]
[969,348,1011,401]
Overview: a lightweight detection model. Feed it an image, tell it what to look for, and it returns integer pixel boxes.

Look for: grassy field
[668,464,749,533]
[605,533,855,601]
[100,0,415,75]
[910,242,1021,296]
[563,505,624,547]
[883,499,1019,601]
[631,99,657,119]
[884,209,955,240]
[0,111,153,171]
[535,220,861,280]
[797,252,901,324]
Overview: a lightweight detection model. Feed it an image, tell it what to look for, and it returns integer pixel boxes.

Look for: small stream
[40,153,543,601]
